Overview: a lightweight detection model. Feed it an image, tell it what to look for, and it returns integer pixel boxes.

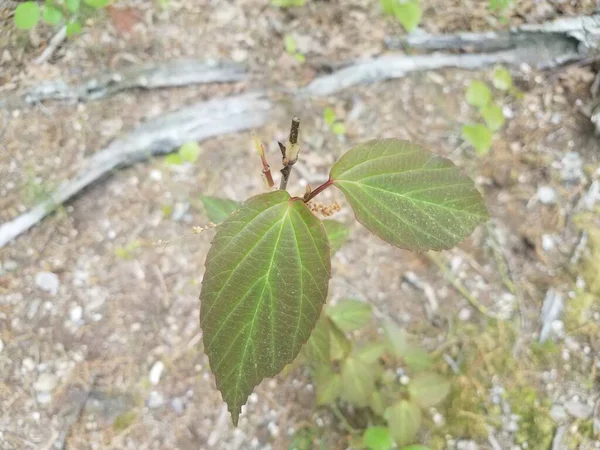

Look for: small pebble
[537,186,557,205]
[458,307,472,321]
[147,391,164,408]
[542,234,554,251]
[564,399,593,419]
[69,305,83,323]
[35,272,60,295]
[34,373,58,392]
[149,361,164,386]
[171,397,185,416]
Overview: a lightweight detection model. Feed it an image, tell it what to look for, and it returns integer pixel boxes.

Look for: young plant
[271,0,305,7]
[461,66,514,156]
[323,107,346,136]
[284,35,305,64]
[199,118,488,425]
[13,0,110,38]
[381,0,422,33]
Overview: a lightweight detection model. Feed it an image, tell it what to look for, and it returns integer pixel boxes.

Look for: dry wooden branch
[0,92,272,249]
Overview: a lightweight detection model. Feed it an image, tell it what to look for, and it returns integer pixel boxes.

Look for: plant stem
[331,404,360,435]
[303,179,333,203]
[279,117,300,191]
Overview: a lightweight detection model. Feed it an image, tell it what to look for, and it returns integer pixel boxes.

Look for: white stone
[35,272,60,295]
[34,373,58,392]
[149,361,164,386]
[22,358,35,371]
[171,397,185,415]
[69,305,83,323]
[149,170,162,181]
[564,400,593,419]
[458,307,472,321]
[36,392,52,404]
[147,391,164,408]
[0,338,4,353]
[542,234,554,251]
[537,186,557,205]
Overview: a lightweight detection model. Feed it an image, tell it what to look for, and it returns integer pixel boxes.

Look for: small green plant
[284,35,305,63]
[461,66,515,156]
[164,141,201,166]
[271,0,305,7]
[13,0,110,37]
[198,118,488,426]
[381,0,422,33]
[488,0,512,15]
[323,107,346,136]
[301,297,449,449]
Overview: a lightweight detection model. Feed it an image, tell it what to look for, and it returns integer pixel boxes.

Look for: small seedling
[381,0,422,33]
[271,0,305,7]
[164,141,201,166]
[284,35,305,63]
[198,117,488,427]
[323,107,346,136]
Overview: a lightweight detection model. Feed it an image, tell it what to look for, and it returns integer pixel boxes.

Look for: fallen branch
[33,25,68,65]
[0,92,272,249]
[0,59,246,109]
[305,14,599,96]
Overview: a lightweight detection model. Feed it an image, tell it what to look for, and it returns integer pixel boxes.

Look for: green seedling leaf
[481,104,505,132]
[43,6,63,25]
[465,80,492,108]
[284,34,297,53]
[380,0,396,15]
[200,191,331,425]
[302,316,330,364]
[322,220,350,254]
[331,122,346,136]
[492,66,513,90]
[14,2,40,29]
[295,53,306,63]
[323,107,336,126]
[179,141,201,163]
[199,195,239,224]
[462,124,493,155]
[370,390,386,415]
[66,0,81,13]
[384,319,410,357]
[314,364,341,405]
[66,20,82,37]
[401,446,431,450]
[84,0,111,7]
[330,138,488,251]
[326,298,372,333]
[404,347,432,372]
[394,1,422,33]
[340,356,376,407]
[329,320,351,361]
[164,153,183,166]
[408,372,450,408]
[385,400,422,446]
[356,342,386,364]
[363,426,395,450]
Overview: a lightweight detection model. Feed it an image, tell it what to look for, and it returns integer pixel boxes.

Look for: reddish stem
[303,179,334,203]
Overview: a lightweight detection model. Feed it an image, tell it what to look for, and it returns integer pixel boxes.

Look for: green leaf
[84,0,111,7]
[492,66,513,91]
[164,153,183,166]
[408,372,450,408]
[404,348,432,373]
[340,356,376,407]
[465,80,492,108]
[330,138,488,251]
[314,364,341,405]
[356,342,386,364]
[200,191,331,425]
[199,195,239,224]
[284,34,297,53]
[326,298,372,333]
[66,0,81,13]
[329,320,351,361]
[462,124,493,155]
[394,1,422,32]
[385,400,422,446]
[332,122,346,135]
[323,107,336,126]
[295,53,306,63]
[384,319,410,357]
[178,141,201,163]
[66,20,82,37]
[363,426,395,450]
[480,104,505,132]
[14,2,40,29]
[302,316,330,364]
[322,220,350,254]
[380,0,396,15]
[42,5,63,25]
[370,390,386,416]
[401,446,431,450]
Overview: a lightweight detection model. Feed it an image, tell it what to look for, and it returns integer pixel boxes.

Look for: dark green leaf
[394,1,422,32]
[322,220,350,254]
[363,426,395,450]
[326,298,372,333]
[465,80,492,108]
[199,195,239,224]
[302,316,330,364]
[408,372,450,408]
[481,104,505,132]
[462,124,493,155]
[42,5,63,25]
[14,2,40,29]
[66,0,81,13]
[314,364,341,406]
[340,356,376,407]
[330,139,488,251]
[200,191,331,425]
[385,400,422,446]
[66,20,82,37]
[492,66,513,91]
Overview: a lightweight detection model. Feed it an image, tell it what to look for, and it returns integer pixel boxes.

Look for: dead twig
[33,25,67,65]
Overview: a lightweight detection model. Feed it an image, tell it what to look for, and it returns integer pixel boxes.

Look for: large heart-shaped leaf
[200,191,331,425]
[340,356,376,407]
[330,139,488,251]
